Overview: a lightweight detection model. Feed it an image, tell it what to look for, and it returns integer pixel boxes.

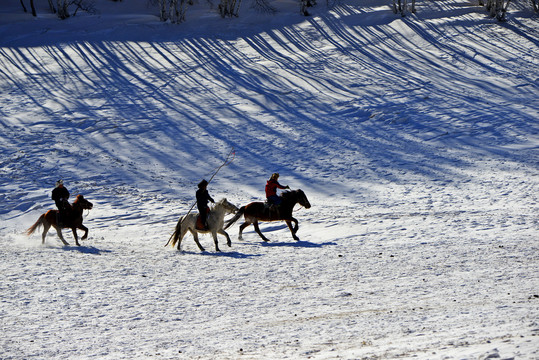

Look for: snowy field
[1,0,538,358]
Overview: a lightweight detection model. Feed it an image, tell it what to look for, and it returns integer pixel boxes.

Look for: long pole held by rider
[165,147,235,246]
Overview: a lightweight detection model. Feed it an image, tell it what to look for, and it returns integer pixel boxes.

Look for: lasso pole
[165,147,235,247]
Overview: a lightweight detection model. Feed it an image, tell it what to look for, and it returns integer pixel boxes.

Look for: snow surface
[1,0,538,359]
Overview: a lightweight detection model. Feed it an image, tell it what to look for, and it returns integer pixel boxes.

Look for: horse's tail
[224,206,245,230]
[25,214,45,236]
[167,216,184,248]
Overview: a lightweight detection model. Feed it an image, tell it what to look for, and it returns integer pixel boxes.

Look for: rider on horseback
[265,173,289,215]
[51,180,72,226]
[196,179,215,230]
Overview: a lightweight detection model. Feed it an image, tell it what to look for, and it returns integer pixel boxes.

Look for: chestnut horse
[224,189,311,242]
[25,194,94,246]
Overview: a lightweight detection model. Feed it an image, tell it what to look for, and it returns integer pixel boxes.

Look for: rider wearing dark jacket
[52,180,71,222]
[196,179,215,228]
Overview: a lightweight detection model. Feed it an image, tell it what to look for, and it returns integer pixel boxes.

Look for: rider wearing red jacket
[265,173,289,206]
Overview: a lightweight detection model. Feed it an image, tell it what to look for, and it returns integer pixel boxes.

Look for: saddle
[195,215,207,231]
[56,210,70,227]
[56,200,72,227]
[195,208,210,231]
[264,202,280,218]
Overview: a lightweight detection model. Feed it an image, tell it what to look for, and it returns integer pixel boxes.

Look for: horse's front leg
[212,231,221,252]
[190,230,205,252]
[71,227,80,246]
[286,218,299,241]
[291,217,299,233]
[253,221,269,242]
[41,223,51,245]
[218,228,232,247]
[79,225,89,241]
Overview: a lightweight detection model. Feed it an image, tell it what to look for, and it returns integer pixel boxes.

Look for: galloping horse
[224,189,311,242]
[168,198,238,252]
[25,194,94,246]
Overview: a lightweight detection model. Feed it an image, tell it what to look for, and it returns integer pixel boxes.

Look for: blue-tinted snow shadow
[61,245,112,255]
[240,224,338,248]
[1,1,538,218]
[260,240,338,248]
[179,250,262,258]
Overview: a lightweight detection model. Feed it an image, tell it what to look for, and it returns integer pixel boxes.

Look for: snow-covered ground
[1,0,538,358]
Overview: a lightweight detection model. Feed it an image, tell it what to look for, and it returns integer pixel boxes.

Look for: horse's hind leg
[53,226,69,246]
[41,223,51,245]
[238,221,251,240]
[190,230,205,252]
[175,223,189,251]
[253,221,269,242]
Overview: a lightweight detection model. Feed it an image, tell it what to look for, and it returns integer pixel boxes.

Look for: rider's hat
[198,179,208,188]
[270,173,279,180]
[56,179,64,187]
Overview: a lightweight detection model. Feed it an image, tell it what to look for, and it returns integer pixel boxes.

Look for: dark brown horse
[25,194,94,246]
[224,189,311,242]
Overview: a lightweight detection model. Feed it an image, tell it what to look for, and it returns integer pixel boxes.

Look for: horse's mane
[281,189,299,199]
[214,198,228,206]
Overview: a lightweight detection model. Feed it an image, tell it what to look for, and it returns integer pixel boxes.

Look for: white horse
[168,198,238,252]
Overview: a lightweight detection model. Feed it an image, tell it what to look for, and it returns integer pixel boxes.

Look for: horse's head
[217,198,239,214]
[74,194,93,210]
[296,189,311,209]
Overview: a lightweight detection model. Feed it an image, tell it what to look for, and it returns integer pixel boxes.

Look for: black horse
[224,189,311,242]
